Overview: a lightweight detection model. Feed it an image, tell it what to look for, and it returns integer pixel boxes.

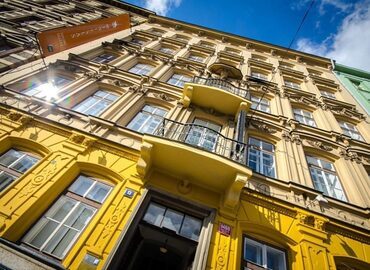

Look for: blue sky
[123,0,370,71]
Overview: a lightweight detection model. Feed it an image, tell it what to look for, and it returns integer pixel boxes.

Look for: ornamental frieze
[305,139,333,152]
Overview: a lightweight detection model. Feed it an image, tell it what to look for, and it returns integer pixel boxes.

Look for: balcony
[182,76,251,116]
[138,118,252,197]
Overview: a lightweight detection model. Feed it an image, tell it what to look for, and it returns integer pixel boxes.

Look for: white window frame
[251,96,270,113]
[159,47,174,55]
[284,80,301,90]
[251,72,268,81]
[243,237,287,270]
[293,108,316,127]
[185,119,221,152]
[128,63,154,76]
[306,156,347,201]
[338,121,364,141]
[72,90,119,116]
[167,73,192,87]
[320,90,336,99]
[188,54,205,63]
[23,175,112,259]
[247,138,275,178]
[127,105,168,134]
[0,148,39,192]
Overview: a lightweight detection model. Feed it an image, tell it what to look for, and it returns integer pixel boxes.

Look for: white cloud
[319,0,353,14]
[296,1,370,71]
[144,0,182,16]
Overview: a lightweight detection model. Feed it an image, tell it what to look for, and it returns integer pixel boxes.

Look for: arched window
[72,90,119,117]
[23,174,113,259]
[0,148,39,192]
[306,155,346,201]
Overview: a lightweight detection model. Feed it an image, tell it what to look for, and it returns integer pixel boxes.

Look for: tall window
[22,76,71,99]
[127,105,167,134]
[243,237,287,270]
[247,138,275,178]
[23,175,112,259]
[320,90,336,99]
[91,53,116,64]
[0,148,39,192]
[284,80,300,90]
[293,109,316,127]
[306,156,346,201]
[338,121,364,141]
[72,90,119,116]
[188,54,205,63]
[251,72,268,81]
[128,63,154,75]
[251,96,270,113]
[167,73,192,87]
[159,47,174,54]
[185,119,221,152]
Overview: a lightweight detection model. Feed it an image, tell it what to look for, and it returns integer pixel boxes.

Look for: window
[251,96,270,113]
[128,63,154,76]
[188,54,205,63]
[131,37,145,45]
[167,73,192,87]
[72,90,119,116]
[251,72,268,81]
[185,119,221,152]
[23,175,112,259]
[243,237,287,270]
[306,156,346,201]
[320,90,336,99]
[127,105,167,134]
[91,53,116,64]
[143,202,202,241]
[159,46,174,54]
[22,76,71,99]
[284,80,300,90]
[338,121,364,141]
[199,41,214,48]
[293,109,316,127]
[0,148,39,192]
[247,138,275,178]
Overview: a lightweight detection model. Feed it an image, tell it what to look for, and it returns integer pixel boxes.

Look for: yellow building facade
[0,1,370,270]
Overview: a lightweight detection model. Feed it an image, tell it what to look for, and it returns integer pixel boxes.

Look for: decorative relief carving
[18,155,68,200]
[250,120,277,134]
[97,201,128,251]
[68,133,96,149]
[314,218,326,231]
[339,149,362,163]
[306,140,333,151]
[282,131,302,144]
[178,180,192,194]
[7,112,23,122]
[98,65,116,74]
[215,234,229,270]
[152,92,176,102]
[244,194,297,217]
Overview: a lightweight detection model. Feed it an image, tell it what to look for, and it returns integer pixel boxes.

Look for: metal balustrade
[192,76,250,100]
[153,118,248,165]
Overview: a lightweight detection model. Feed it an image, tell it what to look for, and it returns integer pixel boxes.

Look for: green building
[333,62,370,115]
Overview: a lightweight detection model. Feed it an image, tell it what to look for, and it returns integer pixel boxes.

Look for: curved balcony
[138,118,252,195]
[181,76,251,116]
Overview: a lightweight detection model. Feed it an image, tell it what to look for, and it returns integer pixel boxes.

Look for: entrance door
[107,200,205,270]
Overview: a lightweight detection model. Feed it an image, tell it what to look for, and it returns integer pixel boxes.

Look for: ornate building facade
[0,0,370,269]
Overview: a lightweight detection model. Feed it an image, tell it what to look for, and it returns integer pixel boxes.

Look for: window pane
[0,171,16,192]
[43,226,78,258]
[161,208,184,234]
[64,204,95,230]
[86,182,111,203]
[69,175,94,197]
[267,247,286,270]
[11,155,38,173]
[28,218,59,249]
[180,215,202,241]
[143,203,166,226]
[0,149,22,167]
[244,239,263,265]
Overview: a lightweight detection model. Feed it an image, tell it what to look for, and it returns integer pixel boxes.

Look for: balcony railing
[153,118,248,165]
[192,76,250,100]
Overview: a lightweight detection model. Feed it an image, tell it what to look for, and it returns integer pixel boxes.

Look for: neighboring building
[0,1,370,270]
[333,62,370,115]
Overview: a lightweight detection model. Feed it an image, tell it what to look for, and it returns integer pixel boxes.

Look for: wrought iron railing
[153,118,248,165]
[192,76,250,100]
